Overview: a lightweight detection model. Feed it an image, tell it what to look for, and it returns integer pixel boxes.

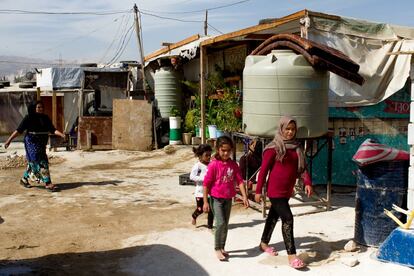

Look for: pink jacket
[203,159,243,199]
[256,148,312,198]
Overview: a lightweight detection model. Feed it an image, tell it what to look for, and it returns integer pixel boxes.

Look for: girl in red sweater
[255,116,312,269]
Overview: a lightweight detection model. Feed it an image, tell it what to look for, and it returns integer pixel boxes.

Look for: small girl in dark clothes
[255,116,313,269]
[190,144,214,228]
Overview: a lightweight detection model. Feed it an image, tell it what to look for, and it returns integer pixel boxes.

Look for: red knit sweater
[255,148,312,198]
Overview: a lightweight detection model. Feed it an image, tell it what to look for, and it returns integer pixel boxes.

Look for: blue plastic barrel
[354,161,408,247]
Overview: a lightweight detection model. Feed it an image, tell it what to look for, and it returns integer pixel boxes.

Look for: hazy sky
[1,0,414,64]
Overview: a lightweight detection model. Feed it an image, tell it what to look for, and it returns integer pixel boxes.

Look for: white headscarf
[264,115,305,173]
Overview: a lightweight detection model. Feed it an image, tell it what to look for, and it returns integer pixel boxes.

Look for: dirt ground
[0,144,412,275]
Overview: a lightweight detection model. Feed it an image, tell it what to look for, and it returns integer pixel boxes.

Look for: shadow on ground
[0,244,208,276]
[55,180,123,191]
[227,236,367,264]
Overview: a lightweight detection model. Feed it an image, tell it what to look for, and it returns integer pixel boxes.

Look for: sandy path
[0,144,411,275]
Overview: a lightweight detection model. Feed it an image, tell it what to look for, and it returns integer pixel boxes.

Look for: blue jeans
[210,197,232,250]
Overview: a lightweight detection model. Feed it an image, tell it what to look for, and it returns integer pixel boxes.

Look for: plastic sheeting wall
[308,15,414,106]
[0,91,36,135]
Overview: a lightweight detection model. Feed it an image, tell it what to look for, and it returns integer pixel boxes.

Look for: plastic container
[195,126,209,138]
[354,161,408,246]
[169,116,182,145]
[243,49,329,138]
[154,67,182,118]
[182,133,192,145]
[208,125,217,139]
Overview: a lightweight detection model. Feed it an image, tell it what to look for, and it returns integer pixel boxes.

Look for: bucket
[182,133,192,145]
[195,126,209,138]
[354,161,408,246]
[208,125,217,139]
[216,129,224,138]
[169,116,182,145]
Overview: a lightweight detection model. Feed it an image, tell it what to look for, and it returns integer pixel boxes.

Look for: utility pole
[204,10,208,35]
[133,4,147,95]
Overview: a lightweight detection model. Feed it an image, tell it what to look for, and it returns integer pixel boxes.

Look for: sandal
[289,257,306,269]
[215,250,227,261]
[20,178,32,188]
[259,244,278,256]
[45,184,59,192]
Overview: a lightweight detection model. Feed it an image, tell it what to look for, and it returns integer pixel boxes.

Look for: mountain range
[0,56,74,80]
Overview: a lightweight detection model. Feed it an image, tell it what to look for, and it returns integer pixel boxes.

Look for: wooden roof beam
[201,10,307,47]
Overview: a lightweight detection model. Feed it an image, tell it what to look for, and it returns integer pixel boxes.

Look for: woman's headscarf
[264,115,305,173]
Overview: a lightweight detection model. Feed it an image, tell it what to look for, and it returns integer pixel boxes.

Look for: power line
[29,14,130,59]
[101,14,133,64]
[105,24,135,66]
[208,23,224,34]
[0,60,78,66]
[0,9,130,15]
[99,14,130,63]
[139,10,203,22]
[141,0,250,14]
[106,18,134,64]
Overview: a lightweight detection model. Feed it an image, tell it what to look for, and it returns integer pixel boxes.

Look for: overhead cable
[0,9,130,15]
[141,0,250,14]
[207,23,224,34]
[139,10,203,22]
[29,14,129,59]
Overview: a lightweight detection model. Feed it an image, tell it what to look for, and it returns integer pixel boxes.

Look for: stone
[344,240,359,252]
[341,256,359,267]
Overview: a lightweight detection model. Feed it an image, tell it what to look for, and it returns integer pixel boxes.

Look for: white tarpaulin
[145,35,215,65]
[37,67,84,90]
[36,67,129,90]
[308,15,414,106]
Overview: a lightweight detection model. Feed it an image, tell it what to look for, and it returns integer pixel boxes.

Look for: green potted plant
[183,108,197,145]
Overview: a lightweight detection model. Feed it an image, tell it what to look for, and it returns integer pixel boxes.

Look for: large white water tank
[154,67,182,118]
[243,49,329,138]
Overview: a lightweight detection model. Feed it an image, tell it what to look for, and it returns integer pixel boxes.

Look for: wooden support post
[52,91,57,127]
[36,87,41,101]
[77,88,84,150]
[200,46,206,144]
[86,130,92,150]
[52,90,57,151]
[326,132,333,210]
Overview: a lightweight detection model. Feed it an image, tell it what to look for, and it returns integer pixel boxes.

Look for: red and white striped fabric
[352,139,409,166]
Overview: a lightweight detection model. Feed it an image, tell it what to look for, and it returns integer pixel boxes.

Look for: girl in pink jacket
[203,136,249,261]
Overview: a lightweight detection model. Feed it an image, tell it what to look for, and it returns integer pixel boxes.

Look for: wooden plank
[307,10,341,21]
[112,99,152,151]
[200,46,206,144]
[144,34,200,61]
[387,51,414,55]
[36,87,41,101]
[52,91,57,127]
[201,10,307,46]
